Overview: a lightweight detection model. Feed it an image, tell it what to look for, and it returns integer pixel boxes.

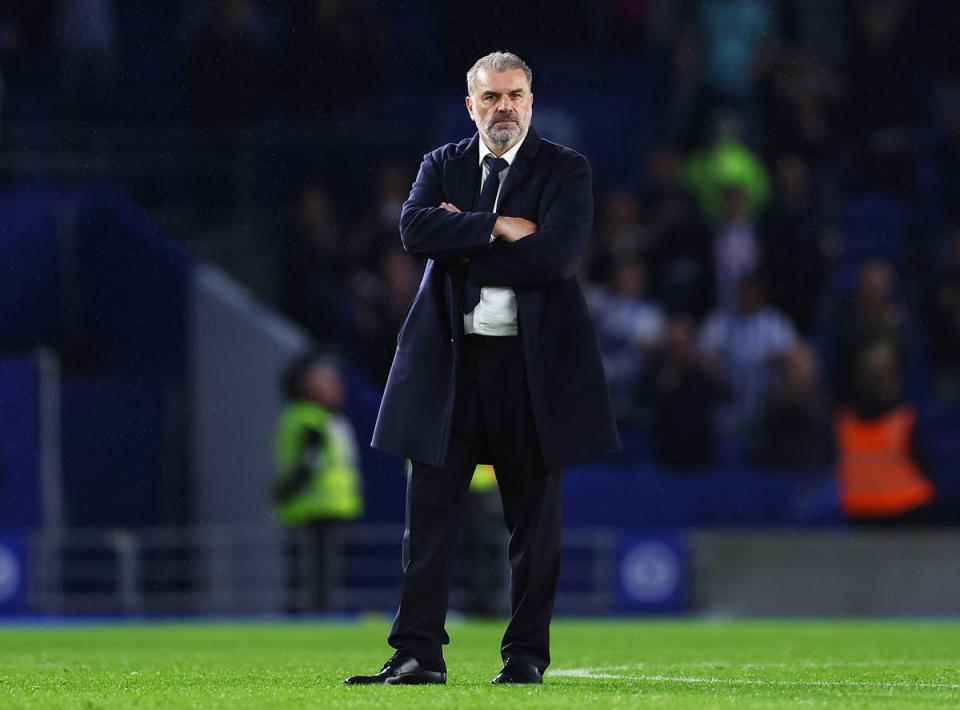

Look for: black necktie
[464,155,509,313]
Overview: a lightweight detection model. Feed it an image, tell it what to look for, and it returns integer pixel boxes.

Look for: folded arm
[400,150,498,261]
[467,154,593,288]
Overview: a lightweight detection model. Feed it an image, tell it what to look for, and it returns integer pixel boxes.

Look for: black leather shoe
[492,658,543,684]
[344,652,446,685]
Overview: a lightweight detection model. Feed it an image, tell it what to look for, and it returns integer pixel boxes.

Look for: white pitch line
[550,668,960,691]
[557,659,960,671]
[549,670,624,679]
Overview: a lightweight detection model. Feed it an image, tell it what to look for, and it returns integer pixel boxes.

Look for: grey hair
[466,51,533,95]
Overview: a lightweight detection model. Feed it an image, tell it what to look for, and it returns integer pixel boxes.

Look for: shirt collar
[478,133,526,169]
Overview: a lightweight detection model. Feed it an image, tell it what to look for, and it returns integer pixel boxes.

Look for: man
[346,51,619,687]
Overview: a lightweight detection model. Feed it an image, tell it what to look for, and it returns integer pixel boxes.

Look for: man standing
[346,52,619,686]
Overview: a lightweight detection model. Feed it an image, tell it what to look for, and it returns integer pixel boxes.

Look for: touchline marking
[554,660,960,672]
[550,669,624,679]
[550,668,960,690]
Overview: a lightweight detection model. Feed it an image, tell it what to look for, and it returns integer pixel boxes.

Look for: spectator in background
[757,153,832,334]
[834,339,937,525]
[683,124,770,310]
[644,146,716,319]
[0,8,19,151]
[759,46,846,161]
[833,258,908,407]
[711,180,761,313]
[752,340,831,469]
[683,119,771,226]
[276,184,355,345]
[459,464,508,618]
[274,354,363,611]
[843,0,920,195]
[643,315,729,468]
[923,231,960,400]
[588,256,666,423]
[778,0,847,70]
[183,0,267,126]
[587,188,649,286]
[671,0,780,147]
[351,160,414,273]
[694,0,779,102]
[700,276,797,435]
[0,0,52,51]
[354,244,422,383]
[55,0,116,122]
[182,0,267,223]
[283,0,383,116]
[601,0,687,55]
[932,88,960,229]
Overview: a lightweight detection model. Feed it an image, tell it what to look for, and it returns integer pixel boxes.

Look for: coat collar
[446,128,542,210]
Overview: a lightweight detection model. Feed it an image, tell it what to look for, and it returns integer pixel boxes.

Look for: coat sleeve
[399,149,498,262]
[466,153,593,287]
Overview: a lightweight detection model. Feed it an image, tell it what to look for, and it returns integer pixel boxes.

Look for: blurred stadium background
[1,0,960,626]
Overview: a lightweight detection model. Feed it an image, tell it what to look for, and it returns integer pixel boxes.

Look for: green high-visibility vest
[273,402,363,524]
[470,464,498,492]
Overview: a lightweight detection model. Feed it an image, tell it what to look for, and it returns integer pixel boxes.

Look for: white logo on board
[0,544,21,602]
[621,542,680,602]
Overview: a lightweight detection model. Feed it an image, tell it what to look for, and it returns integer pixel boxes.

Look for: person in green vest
[460,464,508,617]
[273,354,363,611]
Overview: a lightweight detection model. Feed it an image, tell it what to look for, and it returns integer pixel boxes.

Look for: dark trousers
[387,334,563,673]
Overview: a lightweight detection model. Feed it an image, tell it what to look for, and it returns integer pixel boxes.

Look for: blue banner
[0,355,43,528]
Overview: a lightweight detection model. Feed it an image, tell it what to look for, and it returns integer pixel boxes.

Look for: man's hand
[493,216,538,243]
[437,202,536,242]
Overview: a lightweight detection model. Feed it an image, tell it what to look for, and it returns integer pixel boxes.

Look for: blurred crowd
[270,0,960,480]
[2,0,960,484]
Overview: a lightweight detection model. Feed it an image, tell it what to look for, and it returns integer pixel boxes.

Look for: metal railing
[25,523,621,616]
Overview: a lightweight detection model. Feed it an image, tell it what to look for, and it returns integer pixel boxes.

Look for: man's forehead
[473,67,531,93]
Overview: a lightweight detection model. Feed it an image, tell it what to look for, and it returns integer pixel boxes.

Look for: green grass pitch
[1,618,958,708]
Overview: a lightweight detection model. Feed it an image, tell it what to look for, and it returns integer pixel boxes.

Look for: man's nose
[496,96,515,113]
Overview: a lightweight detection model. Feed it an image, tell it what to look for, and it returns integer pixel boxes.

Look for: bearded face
[466,67,533,153]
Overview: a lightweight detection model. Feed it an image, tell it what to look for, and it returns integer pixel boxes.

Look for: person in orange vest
[834,340,936,523]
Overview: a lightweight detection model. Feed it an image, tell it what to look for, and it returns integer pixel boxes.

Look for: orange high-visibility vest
[835,405,935,517]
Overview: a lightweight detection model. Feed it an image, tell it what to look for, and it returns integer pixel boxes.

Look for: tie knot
[484,155,509,175]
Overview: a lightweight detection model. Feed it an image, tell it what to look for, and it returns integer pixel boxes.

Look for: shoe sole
[384,673,446,685]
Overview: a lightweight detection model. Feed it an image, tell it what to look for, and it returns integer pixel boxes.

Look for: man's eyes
[483,92,525,102]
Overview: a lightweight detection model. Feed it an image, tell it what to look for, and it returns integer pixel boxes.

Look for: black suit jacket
[371,127,620,468]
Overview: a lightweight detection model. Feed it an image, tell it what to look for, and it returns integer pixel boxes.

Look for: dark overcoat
[371,127,620,469]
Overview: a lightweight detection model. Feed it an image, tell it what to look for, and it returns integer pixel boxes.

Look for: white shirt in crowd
[699,304,797,430]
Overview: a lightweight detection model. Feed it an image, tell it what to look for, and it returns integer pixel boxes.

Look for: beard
[485,115,524,147]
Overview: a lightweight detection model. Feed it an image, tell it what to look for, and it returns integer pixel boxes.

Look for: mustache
[489,113,519,125]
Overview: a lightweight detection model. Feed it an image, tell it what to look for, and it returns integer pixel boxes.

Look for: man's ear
[465,95,474,120]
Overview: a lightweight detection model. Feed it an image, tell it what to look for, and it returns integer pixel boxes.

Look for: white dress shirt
[463,136,526,336]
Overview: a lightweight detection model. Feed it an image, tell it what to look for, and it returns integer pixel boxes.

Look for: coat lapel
[497,127,542,210]
[445,133,481,210]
